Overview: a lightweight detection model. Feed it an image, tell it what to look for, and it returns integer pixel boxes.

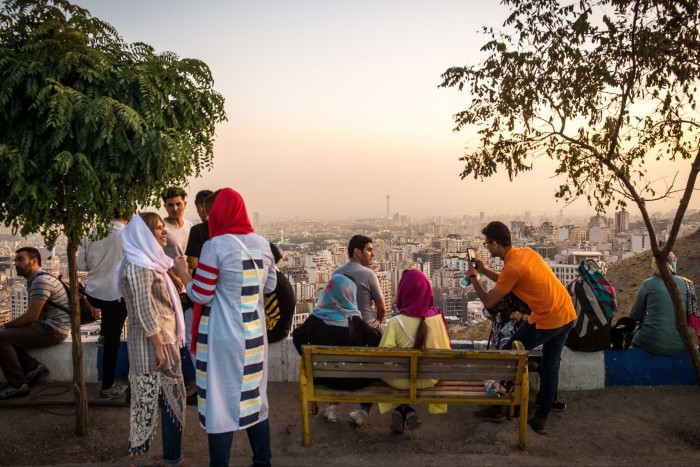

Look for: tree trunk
[67,241,89,435]
[656,260,700,390]
[633,150,700,390]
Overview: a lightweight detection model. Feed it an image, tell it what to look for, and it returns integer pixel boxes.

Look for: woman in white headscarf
[119,212,187,467]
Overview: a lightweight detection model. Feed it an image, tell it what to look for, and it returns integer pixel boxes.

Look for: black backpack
[610,317,637,350]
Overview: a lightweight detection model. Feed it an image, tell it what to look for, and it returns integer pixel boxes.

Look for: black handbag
[179,292,194,310]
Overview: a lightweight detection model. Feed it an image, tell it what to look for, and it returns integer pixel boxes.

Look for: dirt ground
[1,381,699,466]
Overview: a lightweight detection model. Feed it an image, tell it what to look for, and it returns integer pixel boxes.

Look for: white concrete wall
[558,347,605,390]
[2,338,605,391]
[268,337,301,382]
[0,341,99,383]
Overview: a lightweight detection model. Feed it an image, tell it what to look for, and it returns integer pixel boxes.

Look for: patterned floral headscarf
[311,274,361,327]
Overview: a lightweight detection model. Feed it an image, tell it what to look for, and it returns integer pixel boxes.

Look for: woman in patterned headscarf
[629,252,698,355]
[292,274,381,423]
[565,258,617,352]
[174,188,276,467]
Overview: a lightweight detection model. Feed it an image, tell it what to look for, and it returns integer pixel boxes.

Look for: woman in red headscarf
[174,188,276,467]
[378,269,451,434]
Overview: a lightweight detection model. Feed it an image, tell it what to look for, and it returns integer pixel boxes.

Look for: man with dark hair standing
[178,189,213,402]
[184,189,213,274]
[332,234,386,426]
[78,213,129,399]
[466,221,576,435]
[162,187,193,290]
[0,247,70,399]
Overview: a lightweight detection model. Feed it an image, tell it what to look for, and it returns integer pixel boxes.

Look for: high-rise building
[379,278,392,314]
[10,283,28,320]
[615,210,630,233]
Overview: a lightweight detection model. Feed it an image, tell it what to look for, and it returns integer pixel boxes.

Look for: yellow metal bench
[299,344,530,449]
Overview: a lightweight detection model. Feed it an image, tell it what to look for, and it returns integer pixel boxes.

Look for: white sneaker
[323,404,340,423]
[99,384,128,400]
[349,409,369,427]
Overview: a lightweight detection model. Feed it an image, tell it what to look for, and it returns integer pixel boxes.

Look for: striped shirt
[27,270,71,336]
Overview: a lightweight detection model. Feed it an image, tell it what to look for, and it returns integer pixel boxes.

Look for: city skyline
[72,1,699,221]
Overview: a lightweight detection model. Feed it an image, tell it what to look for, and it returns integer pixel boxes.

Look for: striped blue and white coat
[187,233,277,433]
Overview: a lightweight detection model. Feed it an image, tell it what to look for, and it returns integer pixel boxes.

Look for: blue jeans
[505,320,574,421]
[134,393,182,462]
[208,418,271,467]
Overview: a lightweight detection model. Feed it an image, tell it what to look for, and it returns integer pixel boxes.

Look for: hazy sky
[72,0,698,221]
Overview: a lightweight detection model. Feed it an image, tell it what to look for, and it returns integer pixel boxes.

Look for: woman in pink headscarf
[378,269,451,434]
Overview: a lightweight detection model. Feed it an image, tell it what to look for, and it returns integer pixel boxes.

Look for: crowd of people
[0,197,697,464]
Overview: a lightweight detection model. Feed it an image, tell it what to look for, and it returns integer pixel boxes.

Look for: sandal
[159,458,190,467]
[126,457,163,467]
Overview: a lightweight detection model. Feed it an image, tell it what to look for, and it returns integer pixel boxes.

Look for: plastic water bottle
[484,380,505,396]
[459,276,471,288]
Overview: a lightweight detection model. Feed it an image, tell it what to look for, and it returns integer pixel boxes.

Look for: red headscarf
[191,188,253,354]
[208,188,253,238]
[395,269,443,318]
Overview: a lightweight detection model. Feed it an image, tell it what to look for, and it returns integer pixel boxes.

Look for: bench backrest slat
[312,361,410,379]
[308,348,524,381]
[417,358,519,380]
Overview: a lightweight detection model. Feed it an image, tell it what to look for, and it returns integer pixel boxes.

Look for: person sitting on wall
[292,274,381,423]
[0,247,71,399]
[629,252,699,355]
[565,259,617,352]
[378,269,451,434]
[264,243,296,343]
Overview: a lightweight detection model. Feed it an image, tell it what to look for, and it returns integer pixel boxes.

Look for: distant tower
[615,210,630,233]
[386,194,390,219]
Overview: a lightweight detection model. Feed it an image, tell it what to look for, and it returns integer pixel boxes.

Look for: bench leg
[518,369,529,450]
[299,364,311,446]
[301,397,310,447]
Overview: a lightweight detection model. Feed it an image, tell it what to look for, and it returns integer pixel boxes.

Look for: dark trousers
[208,418,271,467]
[87,295,127,390]
[505,320,574,421]
[0,322,65,387]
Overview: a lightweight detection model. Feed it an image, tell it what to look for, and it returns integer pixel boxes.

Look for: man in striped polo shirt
[0,247,71,399]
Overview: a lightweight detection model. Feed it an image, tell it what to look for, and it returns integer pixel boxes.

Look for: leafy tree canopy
[440,0,699,217]
[0,0,227,246]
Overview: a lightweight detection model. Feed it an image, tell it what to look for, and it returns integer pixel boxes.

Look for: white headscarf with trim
[118,214,186,347]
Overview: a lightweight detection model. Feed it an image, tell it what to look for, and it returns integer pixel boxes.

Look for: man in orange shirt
[466,221,576,435]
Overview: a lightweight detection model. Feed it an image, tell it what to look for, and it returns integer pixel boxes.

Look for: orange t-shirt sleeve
[494,263,519,296]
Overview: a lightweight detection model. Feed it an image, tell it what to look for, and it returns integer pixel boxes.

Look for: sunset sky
[73,0,698,221]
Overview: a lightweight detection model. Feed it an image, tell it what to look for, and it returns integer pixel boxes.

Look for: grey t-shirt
[333,261,384,327]
[27,270,71,336]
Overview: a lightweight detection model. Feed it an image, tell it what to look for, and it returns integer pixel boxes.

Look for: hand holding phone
[467,248,478,269]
